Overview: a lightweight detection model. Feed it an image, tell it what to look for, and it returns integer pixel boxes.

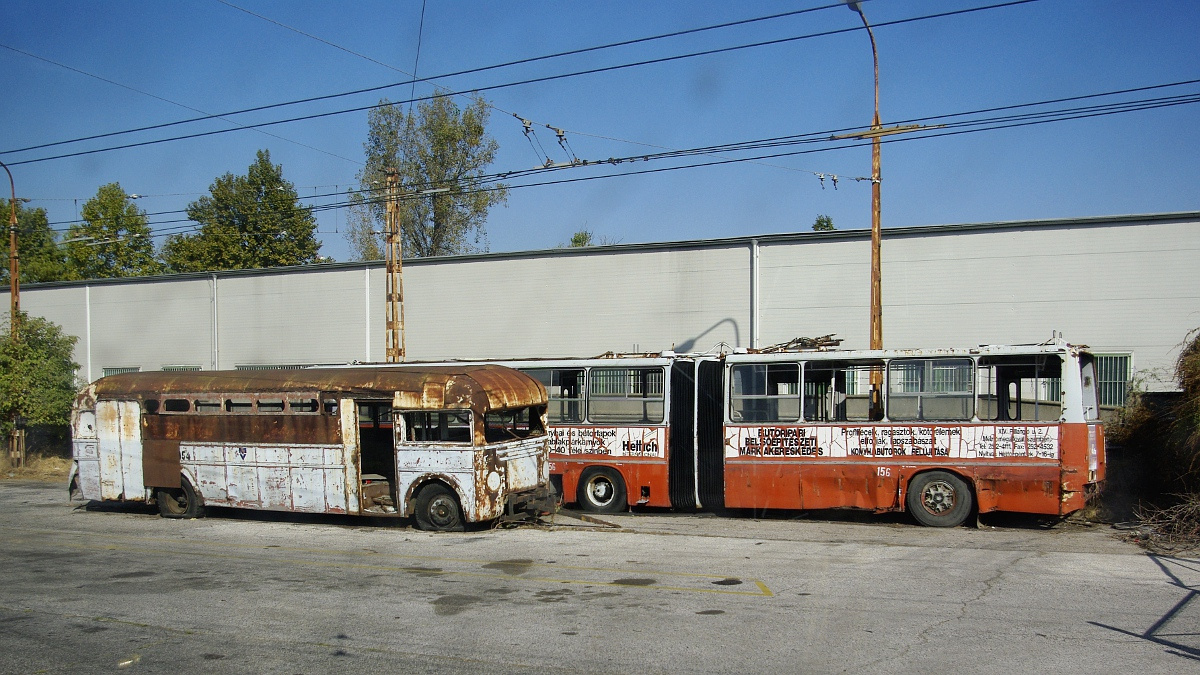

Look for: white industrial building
[8,211,1199,405]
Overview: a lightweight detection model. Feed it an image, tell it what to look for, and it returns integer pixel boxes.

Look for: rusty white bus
[68,365,553,531]
[460,339,1105,526]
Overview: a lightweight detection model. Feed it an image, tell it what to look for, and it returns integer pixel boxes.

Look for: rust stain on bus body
[93,365,545,415]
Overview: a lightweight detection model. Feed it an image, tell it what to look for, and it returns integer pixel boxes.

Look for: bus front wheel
[157,479,205,519]
[414,483,465,532]
[906,471,972,527]
[577,467,627,514]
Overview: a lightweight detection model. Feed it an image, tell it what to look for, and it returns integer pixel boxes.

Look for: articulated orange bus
[481,339,1104,526]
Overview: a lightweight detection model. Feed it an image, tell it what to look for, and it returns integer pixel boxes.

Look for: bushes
[1108,329,1200,551]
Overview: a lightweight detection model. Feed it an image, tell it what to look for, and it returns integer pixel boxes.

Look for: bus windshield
[485,406,547,443]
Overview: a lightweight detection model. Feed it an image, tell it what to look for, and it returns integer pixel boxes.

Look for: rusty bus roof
[90,364,546,412]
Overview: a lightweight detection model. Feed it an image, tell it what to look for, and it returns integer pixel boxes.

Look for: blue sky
[2,0,1197,262]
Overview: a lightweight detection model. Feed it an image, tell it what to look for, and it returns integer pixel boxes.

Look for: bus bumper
[505,483,558,519]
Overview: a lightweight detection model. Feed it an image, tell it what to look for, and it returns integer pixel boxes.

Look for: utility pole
[838,1,939,418]
[384,168,406,363]
[2,159,17,341]
[1,159,22,469]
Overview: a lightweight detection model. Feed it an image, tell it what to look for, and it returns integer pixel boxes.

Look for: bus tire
[157,478,205,519]
[577,467,626,513]
[414,483,465,532]
[906,471,972,527]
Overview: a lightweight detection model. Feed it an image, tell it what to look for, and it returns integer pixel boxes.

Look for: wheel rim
[427,495,458,528]
[161,489,186,514]
[921,480,957,515]
[586,476,615,507]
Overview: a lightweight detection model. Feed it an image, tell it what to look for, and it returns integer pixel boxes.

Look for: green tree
[163,150,320,272]
[568,230,594,247]
[0,311,80,447]
[0,201,68,283]
[65,183,160,280]
[813,214,835,231]
[346,92,506,260]
[560,229,620,248]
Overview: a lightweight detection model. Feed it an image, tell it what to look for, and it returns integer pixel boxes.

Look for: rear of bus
[1060,347,1106,513]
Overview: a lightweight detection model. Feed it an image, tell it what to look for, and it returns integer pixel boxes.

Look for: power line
[217,0,856,164]
[2,0,1038,166]
[2,2,849,157]
[40,78,1199,236]
[0,43,360,165]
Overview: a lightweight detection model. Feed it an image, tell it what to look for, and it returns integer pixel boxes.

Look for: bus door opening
[357,399,396,512]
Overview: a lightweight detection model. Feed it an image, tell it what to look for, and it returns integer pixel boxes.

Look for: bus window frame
[585,365,666,425]
[728,361,801,423]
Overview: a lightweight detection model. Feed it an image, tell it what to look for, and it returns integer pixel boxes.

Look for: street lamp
[844,1,883,356]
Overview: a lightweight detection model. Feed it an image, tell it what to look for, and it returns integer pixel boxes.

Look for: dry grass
[1,454,71,482]
[1120,494,1200,554]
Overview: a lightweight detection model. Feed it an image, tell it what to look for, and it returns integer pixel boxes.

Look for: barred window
[587,367,665,423]
[888,358,974,421]
[1093,354,1132,407]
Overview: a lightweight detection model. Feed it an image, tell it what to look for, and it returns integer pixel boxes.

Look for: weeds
[1120,494,1200,554]
[1111,328,1200,551]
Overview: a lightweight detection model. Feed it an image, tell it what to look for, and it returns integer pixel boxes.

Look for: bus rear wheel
[906,471,971,527]
[414,483,465,532]
[577,467,626,514]
[157,479,205,519]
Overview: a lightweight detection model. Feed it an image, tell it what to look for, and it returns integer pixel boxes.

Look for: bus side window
[805,362,879,422]
[587,367,665,424]
[729,363,800,422]
[978,356,1063,421]
[525,368,585,423]
[887,358,974,422]
[401,411,472,444]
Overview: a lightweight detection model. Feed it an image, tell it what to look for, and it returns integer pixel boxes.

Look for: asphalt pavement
[1,480,1196,674]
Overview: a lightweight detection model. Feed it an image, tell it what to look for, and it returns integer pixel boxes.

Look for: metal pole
[0,160,20,468]
[1,159,18,342]
[847,1,885,418]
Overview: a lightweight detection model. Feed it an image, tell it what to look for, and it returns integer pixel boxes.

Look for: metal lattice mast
[384,168,406,363]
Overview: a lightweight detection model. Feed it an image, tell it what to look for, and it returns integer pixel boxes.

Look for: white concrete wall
[9,213,1198,391]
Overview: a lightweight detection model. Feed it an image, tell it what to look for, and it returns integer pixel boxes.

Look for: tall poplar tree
[346,92,506,260]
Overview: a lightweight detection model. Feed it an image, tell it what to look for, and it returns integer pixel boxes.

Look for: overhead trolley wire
[40,78,1199,235]
[4,2,852,157]
[2,0,1039,166]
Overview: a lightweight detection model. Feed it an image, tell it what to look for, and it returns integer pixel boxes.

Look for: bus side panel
[142,439,181,488]
[971,464,1063,515]
[96,400,145,501]
[554,459,672,508]
[1056,422,1100,514]
[622,461,670,507]
[723,461,802,510]
[71,408,102,501]
[74,448,102,501]
[800,463,900,511]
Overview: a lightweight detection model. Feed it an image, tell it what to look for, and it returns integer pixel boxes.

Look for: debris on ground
[1116,494,1200,554]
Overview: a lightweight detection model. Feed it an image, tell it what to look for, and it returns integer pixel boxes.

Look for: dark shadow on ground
[1089,554,1200,661]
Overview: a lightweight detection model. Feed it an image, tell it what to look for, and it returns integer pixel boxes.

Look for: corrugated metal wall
[10,213,1199,390]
